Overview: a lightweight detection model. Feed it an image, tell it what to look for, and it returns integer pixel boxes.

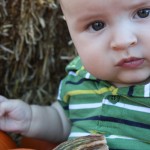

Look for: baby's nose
[110,26,137,51]
[111,38,137,51]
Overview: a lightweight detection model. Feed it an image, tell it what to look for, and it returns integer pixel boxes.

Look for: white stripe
[69,103,102,109]
[85,72,91,79]
[57,81,62,100]
[104,99,150,113]
[70,133,136,140]
[107,135,136,140]
[68,71,77,76]
[144,83,150,97]
[69,132,90,138]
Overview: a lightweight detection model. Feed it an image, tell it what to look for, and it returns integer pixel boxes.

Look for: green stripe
[107,138,150,150]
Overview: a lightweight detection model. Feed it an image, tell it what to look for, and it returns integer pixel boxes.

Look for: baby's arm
[0,96,71,142]
[26,101,71,142]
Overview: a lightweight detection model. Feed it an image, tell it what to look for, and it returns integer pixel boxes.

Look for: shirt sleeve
[57,56,83,118]
[57,78,70,118]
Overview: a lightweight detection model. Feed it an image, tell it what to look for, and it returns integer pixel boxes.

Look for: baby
[0,0,150,149]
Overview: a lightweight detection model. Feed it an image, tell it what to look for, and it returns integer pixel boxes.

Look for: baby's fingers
[0,95,8,103]
[0,96,21,116]
[0,100,12,116]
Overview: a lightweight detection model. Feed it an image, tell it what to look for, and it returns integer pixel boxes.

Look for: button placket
[107,95,120,104]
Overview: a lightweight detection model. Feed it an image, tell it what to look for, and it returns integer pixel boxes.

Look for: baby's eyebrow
[76,12,104,22]
[128,1,150,9]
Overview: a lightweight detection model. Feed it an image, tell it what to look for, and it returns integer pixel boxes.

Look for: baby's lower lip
[116,58,144,68]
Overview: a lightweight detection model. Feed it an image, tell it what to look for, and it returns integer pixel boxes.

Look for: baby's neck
[111,76,150,88]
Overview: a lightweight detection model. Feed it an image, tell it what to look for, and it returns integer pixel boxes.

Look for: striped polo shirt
[57,56,150,150]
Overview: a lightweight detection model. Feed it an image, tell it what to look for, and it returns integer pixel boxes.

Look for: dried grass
[0,0,75,105]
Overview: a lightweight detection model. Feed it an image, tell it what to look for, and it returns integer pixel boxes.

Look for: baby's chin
[111,77,150,88]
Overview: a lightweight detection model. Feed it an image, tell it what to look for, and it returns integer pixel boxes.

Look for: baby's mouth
[116,57,144,68]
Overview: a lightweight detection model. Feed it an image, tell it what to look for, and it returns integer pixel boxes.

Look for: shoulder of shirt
[65,56,82,72]
[64,56,96,80]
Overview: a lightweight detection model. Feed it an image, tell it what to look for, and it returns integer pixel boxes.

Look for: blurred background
[0,0,76,106]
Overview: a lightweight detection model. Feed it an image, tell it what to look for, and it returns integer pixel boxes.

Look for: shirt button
[107,95,120,104]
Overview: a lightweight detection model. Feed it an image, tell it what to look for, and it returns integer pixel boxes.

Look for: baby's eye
[136,8,150,18]
[90,21,105,31]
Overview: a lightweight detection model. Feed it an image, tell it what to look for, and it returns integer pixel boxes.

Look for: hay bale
[0,0,75,105]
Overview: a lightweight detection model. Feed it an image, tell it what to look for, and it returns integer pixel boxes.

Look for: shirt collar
[66,56,150,98]
[66,56,96,80]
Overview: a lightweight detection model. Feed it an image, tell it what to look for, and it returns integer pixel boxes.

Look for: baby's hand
[0,95,32,134]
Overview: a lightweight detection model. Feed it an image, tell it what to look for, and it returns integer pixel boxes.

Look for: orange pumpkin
[10,148,35,150]
[0,131,17,149]
[18,136,59,150]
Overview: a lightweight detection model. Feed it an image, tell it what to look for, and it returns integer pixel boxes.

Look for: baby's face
[60,0,150,87]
